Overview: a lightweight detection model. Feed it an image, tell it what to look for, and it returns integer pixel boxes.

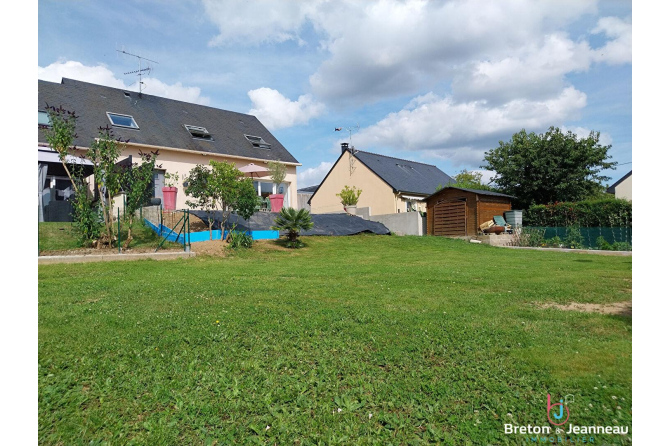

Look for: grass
[39,221,181,253]
[38,235,632,445]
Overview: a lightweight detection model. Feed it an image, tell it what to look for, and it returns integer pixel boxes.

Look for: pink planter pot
[162,187,178,210]
[269,194,284,212]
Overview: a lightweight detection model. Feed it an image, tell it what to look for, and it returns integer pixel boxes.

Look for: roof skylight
[245,134,271,149]
[106,112,139,129]
[185,125,213,140]
[38,111,51,127]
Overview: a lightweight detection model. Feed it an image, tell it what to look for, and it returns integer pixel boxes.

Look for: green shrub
[611,241,632,251]
[524,198,632,227]
[228,228,253,249]
[71,189,102,247]
[336,186,362,206]
[596,236,612,250]
[597,237,632,251]
[563,226,584,249]
[545,236,563,248]
[518,227,546,247]
[271,208,314,248]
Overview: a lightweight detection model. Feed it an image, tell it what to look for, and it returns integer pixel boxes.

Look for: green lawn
[39,221,180,253]
[38,235,632,445]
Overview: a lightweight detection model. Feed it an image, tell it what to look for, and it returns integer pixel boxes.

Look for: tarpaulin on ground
[189,211,390,236]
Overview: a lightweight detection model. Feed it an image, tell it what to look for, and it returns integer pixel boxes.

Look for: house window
[406,200,416,212]
[184,125,213,140]
[106,112,139,129]
[245,134,271,149]
[38,111,51,127]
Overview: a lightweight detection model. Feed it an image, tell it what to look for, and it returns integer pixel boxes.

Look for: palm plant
[271,207,314,248]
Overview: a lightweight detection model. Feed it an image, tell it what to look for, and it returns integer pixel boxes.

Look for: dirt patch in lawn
[39,246,184,256]
[537,301,632,317]
[190,239,293,257]
[191,240,228,257]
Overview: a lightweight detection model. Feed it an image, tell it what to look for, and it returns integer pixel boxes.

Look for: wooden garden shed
[424,187,514,237]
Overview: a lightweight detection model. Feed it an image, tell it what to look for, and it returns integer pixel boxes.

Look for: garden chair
[493,215,513,234]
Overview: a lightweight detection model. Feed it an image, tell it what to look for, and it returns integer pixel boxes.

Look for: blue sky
[37,0,632,188]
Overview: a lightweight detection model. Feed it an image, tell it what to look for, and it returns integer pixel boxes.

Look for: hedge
[523,199,632,227]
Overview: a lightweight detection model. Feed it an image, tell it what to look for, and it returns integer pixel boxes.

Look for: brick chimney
[341,142,349,154]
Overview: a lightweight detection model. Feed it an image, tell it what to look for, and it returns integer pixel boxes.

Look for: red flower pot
[269,194,284,212]
[162,187,178,210]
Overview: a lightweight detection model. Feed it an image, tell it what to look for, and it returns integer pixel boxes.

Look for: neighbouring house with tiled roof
[38,78,300,221]
[308,143,454,215]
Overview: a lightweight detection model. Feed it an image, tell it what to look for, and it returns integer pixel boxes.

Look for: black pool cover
[189,210,390,236]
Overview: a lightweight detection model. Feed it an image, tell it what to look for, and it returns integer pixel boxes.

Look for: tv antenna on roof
[335,124,360,176]
[334,124,360,150]
[116,48,159,97]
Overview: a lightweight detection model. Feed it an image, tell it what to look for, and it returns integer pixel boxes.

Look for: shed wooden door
[433,200,466,236]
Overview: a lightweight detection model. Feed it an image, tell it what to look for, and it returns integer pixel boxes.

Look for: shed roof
[423,186,515,201]
[38,78,299,164]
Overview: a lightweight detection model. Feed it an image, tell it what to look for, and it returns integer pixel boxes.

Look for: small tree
[121,150,159,249]
[271,208,314,248]
[41,105,101,245]
[87,125,125,247]
[336,185,362,206]
[185,164,218,240]
[267,160,287,192]
[42,105,81,193]
[208,160,258,240]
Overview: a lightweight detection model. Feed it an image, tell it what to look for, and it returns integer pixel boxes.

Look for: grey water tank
[504,210,523,228]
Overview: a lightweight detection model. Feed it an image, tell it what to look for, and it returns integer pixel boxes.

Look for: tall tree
[450,170,497,191]
[481,127,617,208]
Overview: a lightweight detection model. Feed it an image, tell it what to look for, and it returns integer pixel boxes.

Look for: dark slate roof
[423,186,515,201]
[606,170,632,194]
[297,185,320,193]
[353,150,454,195]
[38,78,299,164]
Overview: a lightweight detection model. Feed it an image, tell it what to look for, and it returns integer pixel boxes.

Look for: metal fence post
[117,208,121,253]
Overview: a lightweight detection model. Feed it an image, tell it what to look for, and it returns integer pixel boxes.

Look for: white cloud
[591,16,632,65]
[201,0,630,107]
[38,60,211,105]
[560,126,613,146]
[248,87,325,130]
[355,87,587,165]
[38,60,125,88]
[203,0,312,46]
[139,78,210,105]
[307,0,599,104]
[452,33,592,104]
[298,161,333,187]
[472,169,496,186]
